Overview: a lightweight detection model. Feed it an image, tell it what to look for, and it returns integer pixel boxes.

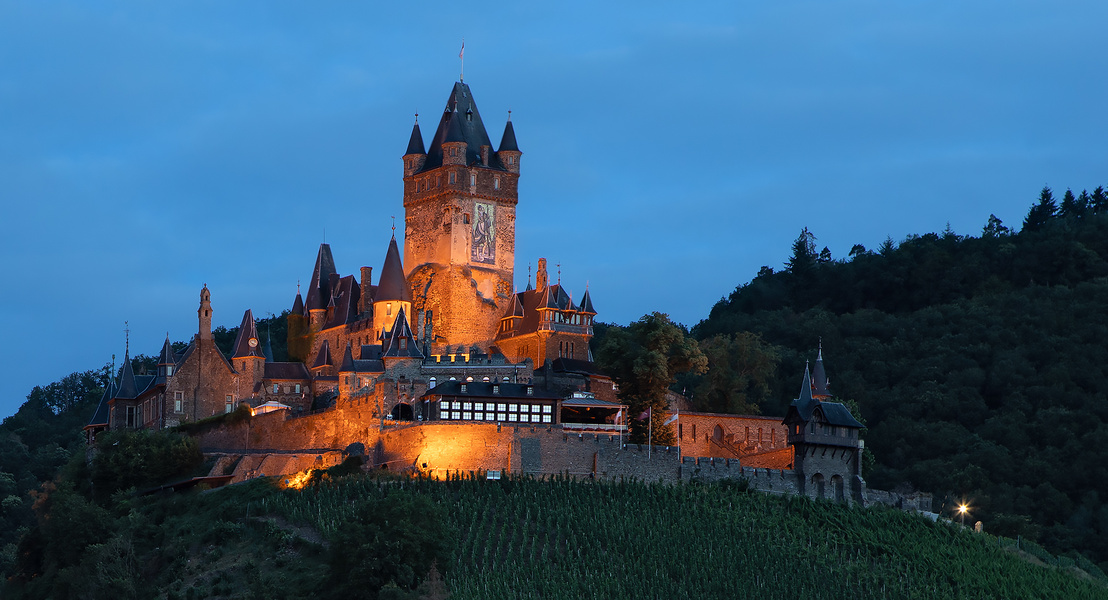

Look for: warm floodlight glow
[958,504,968,514]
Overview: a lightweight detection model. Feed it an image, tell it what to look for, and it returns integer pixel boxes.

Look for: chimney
[360,266,373,316]
[480,145,490,167]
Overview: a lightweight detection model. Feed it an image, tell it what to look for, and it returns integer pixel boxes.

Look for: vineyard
[261,474,1106,600]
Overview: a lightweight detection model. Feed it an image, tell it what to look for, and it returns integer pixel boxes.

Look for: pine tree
[1022,186,1056,232]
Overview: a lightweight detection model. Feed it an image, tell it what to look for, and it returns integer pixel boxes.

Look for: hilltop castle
[84,80,893,508]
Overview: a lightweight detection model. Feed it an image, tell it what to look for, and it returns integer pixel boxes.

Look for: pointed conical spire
[339,341,356,373]
[812,341,830,397]
[375,236,412,303]
[579,288,597,315]
[232,309,265,359]
[499,116,519,152]
[306,243,337,312]
[405,118,426,155]
[798,361,814,406]
[86,377,116,428]
[507,293,525,318]
[116,352,138,400]
[419,82,498,171]
[291,291,305,316]
[158,335,175,367]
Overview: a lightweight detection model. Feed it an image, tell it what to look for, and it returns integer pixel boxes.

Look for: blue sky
[2,1,1107,418]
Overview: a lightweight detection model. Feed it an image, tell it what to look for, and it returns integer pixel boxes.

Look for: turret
[157,335,176,379]
[498,114,521,174]
[372,236,413,342]
[403,116,427,177]
[306,243,337,333]
[198,285,212,341]
[441,106,468,166]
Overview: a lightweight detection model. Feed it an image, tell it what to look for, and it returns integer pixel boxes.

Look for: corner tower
[403,82,520,355]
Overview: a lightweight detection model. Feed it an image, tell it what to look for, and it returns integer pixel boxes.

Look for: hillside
[5,466,1106,599]
[690,186,1108,567]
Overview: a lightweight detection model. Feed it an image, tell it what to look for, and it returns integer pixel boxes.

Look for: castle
[84,80,895,508]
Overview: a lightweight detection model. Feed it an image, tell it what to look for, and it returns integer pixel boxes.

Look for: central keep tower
[402,82,521,356]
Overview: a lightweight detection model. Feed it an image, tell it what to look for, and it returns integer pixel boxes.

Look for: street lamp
[957,503,969,527]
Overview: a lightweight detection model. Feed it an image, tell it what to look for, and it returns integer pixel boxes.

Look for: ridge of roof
[312,339,333,369]
[339,342,356,372]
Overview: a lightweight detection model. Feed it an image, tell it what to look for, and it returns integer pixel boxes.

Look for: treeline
[689,185,1108,568]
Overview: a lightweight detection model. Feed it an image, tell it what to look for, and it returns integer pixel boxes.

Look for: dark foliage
[694,184,1108,568]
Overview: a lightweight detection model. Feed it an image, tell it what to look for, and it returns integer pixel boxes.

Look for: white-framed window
[492,385,499,394]
[460,384,467,393]
[463,402,472,410]
[520,414,530,423]
[497,413,506,421]
[166,365,173,376]
[452,411,460,420]
[509,404,518,412]
[508,413,517,422]
[429,377,437,387]
[543,405,552,414]
[474,402,484,411]
[542,415,552,423]
[498,403,506,412]
[463,412,472,420]
[475,412,484,420]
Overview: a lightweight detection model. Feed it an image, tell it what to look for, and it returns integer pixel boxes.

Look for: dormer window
[493,385,499,394]
[460,384,467,393]
[526,386,533,396]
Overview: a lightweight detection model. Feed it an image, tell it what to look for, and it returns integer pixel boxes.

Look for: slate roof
[338,342,387,374]
[85,379,116,428]
[305,243,337,312]
[550,358,604,375]
[784,358,862,430]
[423,381,561,400]
[815,402,864,428]
[812,344,829,397]
[497,283,585,339]
[405,121,426,155]
[291,292,304,316]
[263,362,310,380]
[561,395,620,408]
[382,308,424,358]
[232,310,265,359]
[312,340,334,370]
[579,289,596,315]
[375,237,411,303]
[499,118,520,152]
[323,275,360,330]
[417,82,508,173]
[115,355,139,400]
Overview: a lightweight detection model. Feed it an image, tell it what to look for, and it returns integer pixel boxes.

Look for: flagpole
[459,39,465,82]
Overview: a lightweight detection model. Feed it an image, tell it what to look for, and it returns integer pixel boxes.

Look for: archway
[812,473,826,500]
[391,402,414,421]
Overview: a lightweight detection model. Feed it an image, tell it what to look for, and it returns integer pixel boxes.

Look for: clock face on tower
[248,338,258,348]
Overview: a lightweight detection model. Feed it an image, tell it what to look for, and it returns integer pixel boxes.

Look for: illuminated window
[483,376,490,382]
[387,303,392,316]
[497,403,506,412]
[475,412,484,420]
[508,413,517,422]
[542,415,552,423]
[543,405,552,414]
[467,376,474,382]
[474,402,483,411]
[295,384,301,394]
[463,402,472,410]
[509,404,518,412]
[497,413,506,421]
[273,384,279,394]
[520,414,530,423]
[452,402,461,410]
[452,411,460,420]
[463,412,472,420]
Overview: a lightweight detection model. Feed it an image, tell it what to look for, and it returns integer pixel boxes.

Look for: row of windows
[271,384,303,395]
[443,411,553,423]
[412,170,502,192]
[442,401,551,413]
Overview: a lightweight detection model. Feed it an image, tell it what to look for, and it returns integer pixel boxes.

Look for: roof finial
[124,321,130,357]
[391,215,396,237]
[414,112,419,124]
[507,109,512,122]
[818,337,823,361]
[556,263,561,285]
[458,39,465,82]
[297,279,301,295]
[528,263,532,287]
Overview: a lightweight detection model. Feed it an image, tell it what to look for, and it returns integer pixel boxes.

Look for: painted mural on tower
[472,202,495,265]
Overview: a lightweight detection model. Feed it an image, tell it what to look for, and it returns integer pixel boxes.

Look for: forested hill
[692,185,1108,567]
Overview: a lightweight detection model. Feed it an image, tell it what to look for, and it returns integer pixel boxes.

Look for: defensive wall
[193,412,931,511]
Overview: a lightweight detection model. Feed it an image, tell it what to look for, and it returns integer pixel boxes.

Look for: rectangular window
[460,384,467,393]
[497,403,506,412]
[470,173,477,186]
[449,172,456,184]
[225,395,234,413]
[497,413,506,421]
[452,411,460,420]
[492,385,499,394]
[494,176,500,190]
[463,402,472,410]
[295,384,301,394]
[542,415,552,424]
[463,412,472,420]
[520,414,530,423]
[174,391,184,413]
[508,413,517,422]
[273,384,279,394]
[474,402,484,411]
[526,387,533,396]
[543,405,552,414]
[475,412,484,421]
[508,404,518,412]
